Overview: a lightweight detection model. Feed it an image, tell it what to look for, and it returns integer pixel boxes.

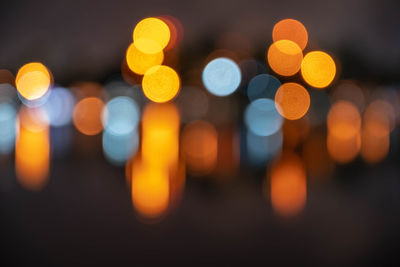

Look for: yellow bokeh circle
[16,62,51,100]
[133,17,170,54]
[301,51,336,88]
[126,43,164,75]
[142,65,180,103]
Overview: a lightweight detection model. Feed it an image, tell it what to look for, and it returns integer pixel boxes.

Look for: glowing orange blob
[327,101,361,139]
[267,40,303,76]
[131,161,169,219]
[142,65,180,103]
[269,152,306,217]
[301,51,336,88]
[16,62,51,100]
[275,82,310,120]
[181,120,218,176]
[126,43,164,75]
[133,17,170,54]
[15,107,49,191]
[73,97,104,136]
[159,15,183,51]
[327,132,361,164]
[272,19,308,50]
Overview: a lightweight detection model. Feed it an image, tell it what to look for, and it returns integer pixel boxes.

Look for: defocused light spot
[302,132,334,178]
[43,87,75,127]
[181,120,218,175]
[247,74,281,101]
[159,15,184,50]
[73,97,104,136]
[275,82,310,120]
[126,42,164,75]
[0,69,15,85]
[272,19,308,50]
[268,151,306,217]
[0,102,17,154]
[202,57,241,96]
[331,80,365,111]
[103,129,139,166]
[327,132,361,164]
[245,98,283,136]
[131,161,169,219]
[247,130,282,166]
[327,101,361,140]
[142,65,180,103]
[267,40,303,76]
[16,62,51,100]
[133,17,170,54]
[102,96,140,136]
[15,107,49,191]
[301,51,336,88]
[282,117,310,148]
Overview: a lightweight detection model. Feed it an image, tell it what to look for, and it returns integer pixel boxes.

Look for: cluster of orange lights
[2,16,399,223]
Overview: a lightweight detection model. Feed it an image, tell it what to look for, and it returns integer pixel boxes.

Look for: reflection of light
[272,19,308,50]
[202,57,241,97]
[131,160,169,219]
[133,17,170,54]
[327,101,361,140]
[247,130,282,166]
[73,97,104,136]
[181,120,218,175]
[15,107,49,191]
[43,87,75,127]
[102,96,140,136]
[103,129,139,165]
[142,65,180,103]
[275,82,310,120]
[0,102,17,155]
[245,98,283,136]
[301,51,336,89]
[268,151,306,217]
[267,40,303,76]
[247,74,281,101]
[16,62,51,100]
[126,42,164,75]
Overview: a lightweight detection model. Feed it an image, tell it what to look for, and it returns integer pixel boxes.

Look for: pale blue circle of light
[0,103,17,155]
[202,57,241,97]
[244,98,283,137]
[102,129,139,165]
[247,74,281,101]
[43,87,75,127]
[102,96,140,136]
[246,130,282,166]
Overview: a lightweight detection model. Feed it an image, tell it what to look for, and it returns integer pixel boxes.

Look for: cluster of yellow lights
[15,62,52,100]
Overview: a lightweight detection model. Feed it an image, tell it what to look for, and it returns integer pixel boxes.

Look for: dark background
[1,0,400,265]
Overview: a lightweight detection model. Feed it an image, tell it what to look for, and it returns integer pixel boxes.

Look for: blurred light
[15,62,51,100]
[142,65,180,103]
[15,107,49,191]
[275,82,310,120]
[247,130,282,166]
[181,120,218,175]
[17,89,51,108]
[247,74,281,101]
[272,19,308,50]
[330,80,365,111]
[73,97,104,136]
[126,42,164,75]
[327,101,361,140]
[267,40,302,76]
[268,151,306,217]
[102,96,140,136]
[0,102,17,154]
[43,87,75,127]
[202,57,241,96]
[327,132,361,164]
[244,98,283,136]
[0,69,15,85]
[301,51,336,88]
[215,125,240,178]
[302,132,334,178]
[103,129,139,165]
[282,117,310,148]
[133,17,170,54]
[159,15,183,50]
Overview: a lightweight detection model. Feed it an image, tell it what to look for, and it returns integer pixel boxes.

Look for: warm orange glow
[73,97,105,136]
[331,80,365,111]
[269,151,306,217]
[267,40,303,76]
[15,107,49,191]
[272,19,308,50]
[327,101,361,140]
[15,62,51,100]
[159,15,183,51]
[131,160,169,219]
[327,132,361,164]
[301,51,336,89]
[302,133,334,178]
[133,17,170,54]
[181,120,218,176]
[142,65,180,103]
[275,82,310,120]
[126,43,164,75]
[282,117,310,148]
